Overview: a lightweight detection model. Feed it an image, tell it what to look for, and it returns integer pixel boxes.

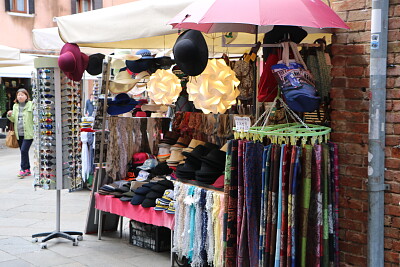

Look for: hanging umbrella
[0,45,20,61]
[168,0,349,33]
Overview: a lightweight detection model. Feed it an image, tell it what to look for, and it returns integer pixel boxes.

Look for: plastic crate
[129,220,171,252]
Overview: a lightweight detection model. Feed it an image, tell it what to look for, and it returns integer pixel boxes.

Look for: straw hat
[109,71,150,94]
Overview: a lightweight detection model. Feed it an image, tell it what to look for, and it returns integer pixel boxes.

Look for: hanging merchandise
[231,57,255,101]
[258,49,279,102]
[173,181,225,267]
[33,61,82,191]
[186,59,240,114]
[147,68,182,105]
[271,42,320,113]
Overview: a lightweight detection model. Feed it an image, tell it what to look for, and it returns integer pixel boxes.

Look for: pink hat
[132,152,150,165]
[58,43,89,81]
[212,175,224,188]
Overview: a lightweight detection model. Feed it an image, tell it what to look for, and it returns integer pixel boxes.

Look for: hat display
[132,152,152,165]
[130,194,146,205]
[182,145,210,162]
[58,43,89,82]
[167,147,184,165]
[157,179,174,189]
[107,93,138,116]
[200,148,226,171]
[137,159,158,170]
[126,49,156,73]
[160,131,180,145]
[172,136,191,148]
[154,189,175,211]
[141,198,157,208]
[187,139,206,150]
[86,53,105,75]
[165,200,176,214]
[136,170,151,181]
[109,70,150,94]
[151,162,173,176]
[146,190,164,199]
[173,30,208,76]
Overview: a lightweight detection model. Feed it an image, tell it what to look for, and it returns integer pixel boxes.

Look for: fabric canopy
[0,45,20,60]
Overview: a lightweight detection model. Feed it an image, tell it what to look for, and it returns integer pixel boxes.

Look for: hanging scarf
[243,141,264,267]
[206,190,215,265]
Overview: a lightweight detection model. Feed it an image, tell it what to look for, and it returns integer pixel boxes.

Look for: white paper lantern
[186,58,240,114]
[147,69,182,105]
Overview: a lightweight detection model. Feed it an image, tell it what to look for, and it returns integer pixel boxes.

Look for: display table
[95,193,175,230]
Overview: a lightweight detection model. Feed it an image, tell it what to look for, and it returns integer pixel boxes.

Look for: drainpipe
[368,0,390,266]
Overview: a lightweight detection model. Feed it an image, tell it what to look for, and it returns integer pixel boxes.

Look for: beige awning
[0,45,20,60]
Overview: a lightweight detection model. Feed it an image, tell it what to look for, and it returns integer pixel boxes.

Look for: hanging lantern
[186,58,240,114]
[147,68,182,105]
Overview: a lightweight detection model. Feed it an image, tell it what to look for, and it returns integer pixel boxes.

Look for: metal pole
[368,0,389,266]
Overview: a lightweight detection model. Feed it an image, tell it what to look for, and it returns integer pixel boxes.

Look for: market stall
[30,0,349,265]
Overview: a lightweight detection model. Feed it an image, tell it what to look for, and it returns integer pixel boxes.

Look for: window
[5,0,34,14]
[71,0,102,14]
[76,0,92,13]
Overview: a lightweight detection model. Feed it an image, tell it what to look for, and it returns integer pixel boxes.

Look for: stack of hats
[80,117,95,130]
[166,136,190,167]
[176,145,210,180]
[119,181,147,202]
[195,148,226,184]
[130,182,157,205]
[150,162,174,178]
[157,131,180,162]
[136,159,159,181]
[154,189,174,211]
[98,181,131,197]
[180,139,206,165]
[141,179,174,208]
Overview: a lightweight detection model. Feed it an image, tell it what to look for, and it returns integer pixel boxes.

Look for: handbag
[271,42,320,113]
[6,123,19,148]
[257,48,279,102]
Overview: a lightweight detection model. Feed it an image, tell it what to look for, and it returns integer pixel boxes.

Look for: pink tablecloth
[95,193,174,230]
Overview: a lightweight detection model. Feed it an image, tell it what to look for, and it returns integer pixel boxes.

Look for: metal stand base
[32,231,83,248]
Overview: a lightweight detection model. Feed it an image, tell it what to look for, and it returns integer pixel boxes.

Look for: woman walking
[7,89,34,178]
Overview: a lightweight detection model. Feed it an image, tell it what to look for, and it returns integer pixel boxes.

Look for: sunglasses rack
[33,62,82,191]
[31,57,83,248]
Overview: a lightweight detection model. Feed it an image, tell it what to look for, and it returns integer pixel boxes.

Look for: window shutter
[5,0,10,11]
[93,0,102,10]
[28,0,35,14]
[71,0,76,14]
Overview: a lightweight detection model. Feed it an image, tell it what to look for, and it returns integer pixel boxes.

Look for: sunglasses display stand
[31,57,83,249]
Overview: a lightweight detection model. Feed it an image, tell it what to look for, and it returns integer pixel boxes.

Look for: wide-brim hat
[107,93,138,115]
[173,30,208,76]
[263,25,308,59]
[58,43,89,82]
[187,139,206,150]
[126,49,155,73]
[160,131,180,145]
[151,162,173,176]
[172,136,191,148]
[182,145,210,162]
[86,53,105,75]
[109,70,150,94]
[211,175,224,188]
[195,175,220,184]
[167,148,184,163]
[196,160,223,174]
[200,148,226,170]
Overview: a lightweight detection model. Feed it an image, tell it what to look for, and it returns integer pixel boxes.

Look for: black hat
[86,53,105,75]
[200,148,226,171]
[182,145,210,162]
[151,184,168,194]
[126,49,156,73]
[141,198,157,208]
[195,175,220,185]
[262,26,308,59]
[134,186,152,195]
[130,194,146,205]
[151,162,173,176]
[146,190,164,199]
[196,160,223,174]
[157,179,174,189]
[173,30,209,76]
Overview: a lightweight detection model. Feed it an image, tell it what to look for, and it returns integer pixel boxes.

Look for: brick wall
[330,0,400,265]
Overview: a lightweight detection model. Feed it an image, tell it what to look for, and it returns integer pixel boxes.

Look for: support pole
[368,0,389,266]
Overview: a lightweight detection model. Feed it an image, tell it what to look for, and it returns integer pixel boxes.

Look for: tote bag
[6,123,19,148]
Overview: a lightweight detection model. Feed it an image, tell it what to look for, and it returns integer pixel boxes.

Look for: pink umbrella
[168,0,349,33]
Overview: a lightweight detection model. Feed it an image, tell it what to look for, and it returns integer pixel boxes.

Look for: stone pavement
[0,139,171,267]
